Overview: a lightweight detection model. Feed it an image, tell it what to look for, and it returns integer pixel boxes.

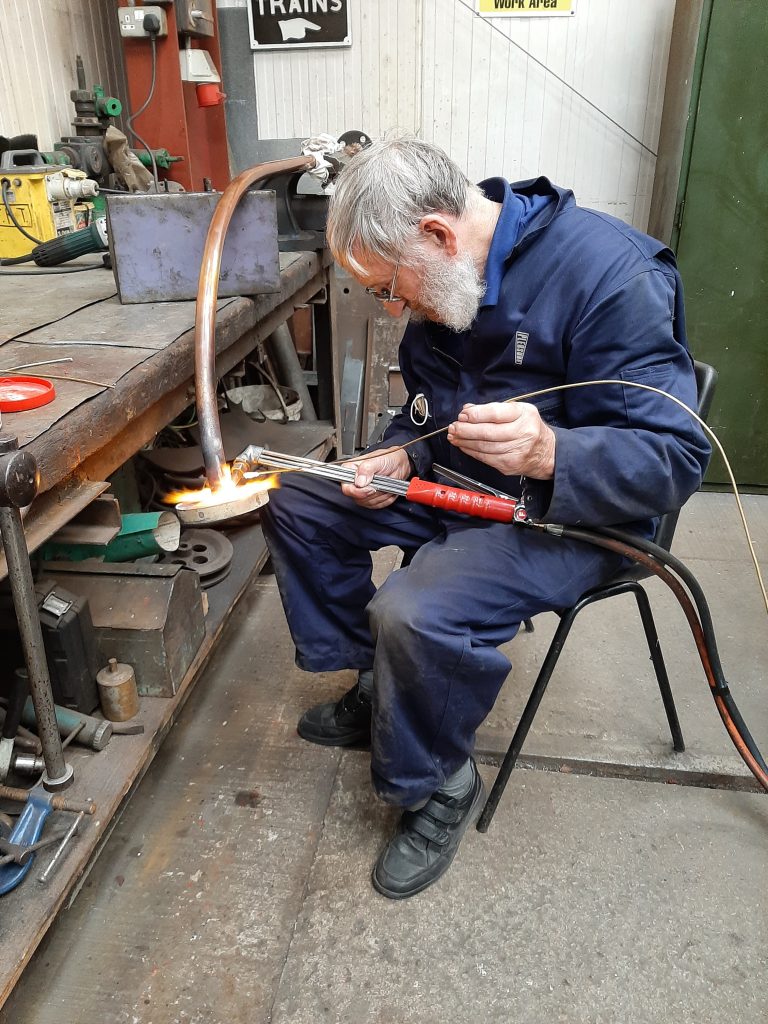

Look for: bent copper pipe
[195,157,317,489]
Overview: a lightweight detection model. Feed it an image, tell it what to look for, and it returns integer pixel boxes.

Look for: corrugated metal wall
[223,0,675,229]
[0,0,127,150]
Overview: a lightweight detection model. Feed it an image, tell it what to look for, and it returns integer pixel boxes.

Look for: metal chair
[476,360,718,832]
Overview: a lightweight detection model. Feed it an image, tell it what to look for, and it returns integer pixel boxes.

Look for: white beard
[408,249,486,332]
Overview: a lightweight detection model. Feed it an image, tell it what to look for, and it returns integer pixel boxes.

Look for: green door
[673,0,768,487]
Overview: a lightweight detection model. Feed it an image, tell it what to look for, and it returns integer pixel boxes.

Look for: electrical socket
[118,6,169,38]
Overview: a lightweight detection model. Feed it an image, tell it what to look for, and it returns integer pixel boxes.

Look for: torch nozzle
[229,445,266,487]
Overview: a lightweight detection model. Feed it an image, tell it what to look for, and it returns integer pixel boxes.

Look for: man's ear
[417,214,459,256]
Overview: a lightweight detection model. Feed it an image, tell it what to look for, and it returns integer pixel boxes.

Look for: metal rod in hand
[0,507,72,790]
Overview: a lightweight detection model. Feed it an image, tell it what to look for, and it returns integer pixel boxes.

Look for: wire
[1,179,43,245]
[0,253,34,266]
[0,264,105,276]
[0,358,73,372]
[125,35,160,192]
[16,372,115,389]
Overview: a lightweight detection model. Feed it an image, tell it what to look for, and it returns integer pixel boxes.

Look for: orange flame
[164,464,280,509]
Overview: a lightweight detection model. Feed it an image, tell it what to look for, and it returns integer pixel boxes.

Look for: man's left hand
[447,401,556,479]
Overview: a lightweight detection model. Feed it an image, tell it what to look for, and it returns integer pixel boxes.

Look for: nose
[383,298,406,316]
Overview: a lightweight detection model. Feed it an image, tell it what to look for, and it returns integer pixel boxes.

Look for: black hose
[542,521,768,787]
[596,525,730,683]
[1,179,43,245]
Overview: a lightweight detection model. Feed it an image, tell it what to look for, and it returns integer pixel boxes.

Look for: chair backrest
[648,359,718,554]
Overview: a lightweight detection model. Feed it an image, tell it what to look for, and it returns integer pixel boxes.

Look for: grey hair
[327,136,483,274]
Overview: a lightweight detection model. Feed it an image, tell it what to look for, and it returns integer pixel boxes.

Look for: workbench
[0,251,336,1004]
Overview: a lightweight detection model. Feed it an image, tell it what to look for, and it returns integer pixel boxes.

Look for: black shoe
[372,760,485,899]
[297,683,372,747]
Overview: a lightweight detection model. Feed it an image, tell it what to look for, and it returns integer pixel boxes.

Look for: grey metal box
[42,562,206,697]
[106,190,281,304]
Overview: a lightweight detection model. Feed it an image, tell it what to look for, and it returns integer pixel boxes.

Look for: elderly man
[260,137,710,899]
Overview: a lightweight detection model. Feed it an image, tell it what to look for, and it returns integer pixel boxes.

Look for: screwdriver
[240,447,527,524]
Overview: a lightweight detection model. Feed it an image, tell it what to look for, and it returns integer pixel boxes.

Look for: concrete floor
[2,491,767,1023]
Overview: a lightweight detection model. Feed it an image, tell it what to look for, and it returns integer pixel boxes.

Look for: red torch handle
[405,478,518,523]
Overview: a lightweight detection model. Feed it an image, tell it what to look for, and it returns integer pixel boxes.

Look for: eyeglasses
[365,261,404,304]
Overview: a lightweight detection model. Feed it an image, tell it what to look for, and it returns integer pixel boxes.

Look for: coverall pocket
[620,362,695,441]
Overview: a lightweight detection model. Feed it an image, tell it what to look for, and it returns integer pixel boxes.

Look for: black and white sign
[247,0,351,50]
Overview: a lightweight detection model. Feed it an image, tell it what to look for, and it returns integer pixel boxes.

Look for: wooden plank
[0,270,117,345]
[1,268,330,573]
[19,296,239,351]
[0,343,155,447]
[25,254,329,494]
[0,341,151,383]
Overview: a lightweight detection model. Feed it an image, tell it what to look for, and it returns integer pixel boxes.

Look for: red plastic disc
[0,376,56,412]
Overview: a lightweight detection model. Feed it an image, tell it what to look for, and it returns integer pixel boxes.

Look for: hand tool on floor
[231,445,529,524]
[0,785,94,894]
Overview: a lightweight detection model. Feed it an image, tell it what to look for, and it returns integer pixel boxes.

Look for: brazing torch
[231,445,529,524]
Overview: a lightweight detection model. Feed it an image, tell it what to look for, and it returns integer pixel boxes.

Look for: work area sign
[477,0,577,15]
[247,0,351,49]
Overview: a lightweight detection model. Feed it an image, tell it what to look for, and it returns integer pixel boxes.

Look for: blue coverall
[261,177,711,808]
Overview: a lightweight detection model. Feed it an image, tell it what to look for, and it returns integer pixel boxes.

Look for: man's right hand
[341,446,413,509]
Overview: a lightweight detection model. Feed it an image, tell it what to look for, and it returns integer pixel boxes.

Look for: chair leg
[631,584,685,752]
[477,605,581,833]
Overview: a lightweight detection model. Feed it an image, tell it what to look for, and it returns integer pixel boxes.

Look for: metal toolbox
[105,190,281,303]
[41,562,206,697]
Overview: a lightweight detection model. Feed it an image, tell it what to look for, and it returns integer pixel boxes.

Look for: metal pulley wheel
[157,528,234,588]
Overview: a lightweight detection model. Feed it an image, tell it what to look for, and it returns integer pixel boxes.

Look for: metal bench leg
[631,584,685,752]
[477,605,580,833]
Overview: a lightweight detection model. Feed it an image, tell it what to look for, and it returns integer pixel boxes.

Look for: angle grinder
[1,216,108,268]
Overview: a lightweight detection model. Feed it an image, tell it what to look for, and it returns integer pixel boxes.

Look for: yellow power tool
[0,151,99,260]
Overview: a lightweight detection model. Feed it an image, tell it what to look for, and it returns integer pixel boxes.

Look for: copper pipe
[195,157,317,489]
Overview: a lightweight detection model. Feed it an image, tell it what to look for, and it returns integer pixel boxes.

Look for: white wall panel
[415,0,675,226]
[224,0,674,229]
[0,0,127,150]
[251,0,421,139]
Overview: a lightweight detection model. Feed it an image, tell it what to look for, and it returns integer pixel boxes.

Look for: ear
[417,214,459,256]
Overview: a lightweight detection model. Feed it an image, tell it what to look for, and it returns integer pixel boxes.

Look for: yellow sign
[477,0,577,15]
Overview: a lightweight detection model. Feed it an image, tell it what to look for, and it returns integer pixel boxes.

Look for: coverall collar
[477,176,567,308]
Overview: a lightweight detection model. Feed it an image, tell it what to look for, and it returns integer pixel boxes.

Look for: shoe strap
[403,810,449,846]
[336,685,368,715]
